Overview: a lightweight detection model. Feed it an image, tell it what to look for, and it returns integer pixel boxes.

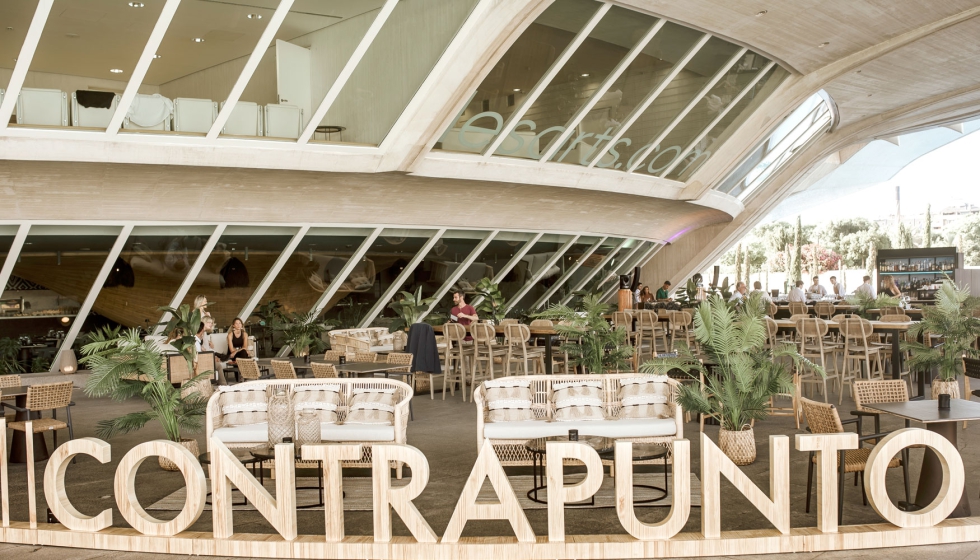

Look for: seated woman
[225,317,250,365]
[201,316,228,384]
[880,275,902,299]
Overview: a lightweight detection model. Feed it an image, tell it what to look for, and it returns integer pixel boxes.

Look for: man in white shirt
[853,275,875,298]
[788,280,806,302]
[829,276,845,298]
[808,276,828,298]
[728,281,747,303]
[749,281,771,301]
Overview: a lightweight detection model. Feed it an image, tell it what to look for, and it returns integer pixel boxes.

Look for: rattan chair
[634,310,667,361]
[879,307,905,317]
[236,357,263,381]
[840,317,885,402]
[353,351,378,363]
[851,379,918,439]
[270,359,298,379]
[3,381,75,450]
[503,323,545,376]
[180,377,213,400]
[0,374,21,408]
[767,301,778,318]
[813,301,836,320]
[470,323,505,393]
[793,317,842,402]
[311,362,338,379]
[166,354,191,385]
[442,323,468,400]
[788,301,809,316]
[668,310,696,352]
[768,371,801,429]
[799,397,908,525]
[764,316,780,349]
[323,350,350,362]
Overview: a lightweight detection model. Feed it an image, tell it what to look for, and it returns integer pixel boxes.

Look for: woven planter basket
[719,426,756,466]
[932,379,960,400]
[159,438,199,471]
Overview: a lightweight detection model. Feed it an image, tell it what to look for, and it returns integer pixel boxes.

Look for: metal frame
[469,232,543,308]
[237,225,309,320]
[530,236,606,310]
[559,237,628,306]
[600,242,660,303]
[0,0,54,131]
[50,225,134,372]
[208,0,295,139]
[503,235,580,314]
[297,0,401,144]
[154,224,227,334]
[538,19,665,163]
[585,33,711,168]
[592,240,648,299]
[481,2,612,158]
[0,224,30,296]
[419,230,498,321]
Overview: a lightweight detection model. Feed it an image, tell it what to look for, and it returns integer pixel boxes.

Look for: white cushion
[213,422,268,444]
[483,418,676,440]
[321,422,395,442]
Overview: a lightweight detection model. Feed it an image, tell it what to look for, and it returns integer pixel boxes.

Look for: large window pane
[470,233,542,303]
[0,0,40,93]
[397,231,489,321]
[513,236,599,310]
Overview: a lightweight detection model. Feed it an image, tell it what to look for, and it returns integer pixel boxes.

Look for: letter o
[114,440,207,536]
[865,428,964,528]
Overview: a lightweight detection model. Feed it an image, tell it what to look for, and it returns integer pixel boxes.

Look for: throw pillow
[217,386,267,426]
[294,384,342,424]
[618,376,671,419]
[552,380,604,421]
[345,391,396,425]
[484,378,532,422]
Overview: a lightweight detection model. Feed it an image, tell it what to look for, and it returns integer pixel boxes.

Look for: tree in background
[721,241,766,271]
[945,214,980,266]
[925,204,933,248]
[792,216,803,284]
[866,240,878,277]
[734,243,743,285]
[816,217,892,267]
[745,249,752,285]
[896,222,915,249]
[771,244,841,274]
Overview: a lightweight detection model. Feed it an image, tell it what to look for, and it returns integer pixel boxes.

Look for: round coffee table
[250,446,324,509]
[598,443,668,504]
[198,451,262,506]
[524,436,614,504]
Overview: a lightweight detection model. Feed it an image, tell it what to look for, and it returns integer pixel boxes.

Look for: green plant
[904,279,980,382]
[250,300,287,328]
[334,297,370,329]
[0,337,24,374]
[157,303,207,380]
[475,278,507,324]
[640,294,820,431]
[81,327,209,442]
[844,292,900,319]
[387,287,437,332]
[674,278,701,308]
[30,355,51,373]
[276,311,332,356]
[533,295,633,374]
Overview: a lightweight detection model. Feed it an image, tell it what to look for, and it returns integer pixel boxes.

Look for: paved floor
[2,375,980,559]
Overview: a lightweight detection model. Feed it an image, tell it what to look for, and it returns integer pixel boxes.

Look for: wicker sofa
[328,328,395,353]
[474,374,683,466]
[205,378,412,476]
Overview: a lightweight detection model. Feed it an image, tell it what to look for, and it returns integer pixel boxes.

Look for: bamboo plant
[533,294,633,374]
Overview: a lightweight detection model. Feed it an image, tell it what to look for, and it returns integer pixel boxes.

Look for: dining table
[255,357,406,379]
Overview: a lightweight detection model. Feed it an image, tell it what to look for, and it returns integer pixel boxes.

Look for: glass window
[0,0,40,93]
[395,230,490,321]
[515,236,601,310]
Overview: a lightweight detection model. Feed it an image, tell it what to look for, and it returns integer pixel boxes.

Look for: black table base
[914,422,971,517]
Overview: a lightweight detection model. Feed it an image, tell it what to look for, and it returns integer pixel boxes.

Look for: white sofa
[328,328,395,353]
[206,378,412,476]
[475,374,683,466]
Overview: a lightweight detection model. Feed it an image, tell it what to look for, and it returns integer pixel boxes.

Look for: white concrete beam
[357,229,447,327]
[0,0,54,131]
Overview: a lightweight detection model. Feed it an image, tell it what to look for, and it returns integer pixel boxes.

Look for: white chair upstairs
[71,90,119,128]
[264,104,303,139]
[173,97,218,133]
[123,93,173,131]
[220,100,263,136]
[16,88,68,126]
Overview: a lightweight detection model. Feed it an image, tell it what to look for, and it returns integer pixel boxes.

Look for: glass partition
[511,236,598,311]
[0,0,41,94]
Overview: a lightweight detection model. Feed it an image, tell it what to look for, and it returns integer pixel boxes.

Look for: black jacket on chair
[408,323,441,374]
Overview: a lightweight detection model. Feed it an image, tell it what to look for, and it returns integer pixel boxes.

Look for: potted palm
[276,311,332,357]
[533,294,633,374]
[475,278,507,325]
[845,292,901,319]
[388,287,437,333]
[641,294,819,465]
[904,279,980,399]
[81,327,210,470]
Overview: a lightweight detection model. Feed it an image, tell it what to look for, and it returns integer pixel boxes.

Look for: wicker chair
[353,352,378,363]
[0,374,21,407]
[323,350,350,362]
[271,359,298,379]
[3,381,75,450]
[237,358,263,381]
[503,323,545,376]
[840,317,885,402]
[166,354,192,385]
[788,301,809,316]
[442,323,468,400]
[813,301,836,320]
[181,377,214,400]
[793,317,841,402]
[385,352,415,419]
[799,397,908,525]
[311,362,338,379]
[668,310,695,352]
[851,379,918,440]
[469,323,505,393]
[635,310,667,361]
[879,307,905,317]
[767,301,778,318]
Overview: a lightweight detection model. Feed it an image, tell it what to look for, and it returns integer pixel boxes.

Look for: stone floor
[2,375,979,559]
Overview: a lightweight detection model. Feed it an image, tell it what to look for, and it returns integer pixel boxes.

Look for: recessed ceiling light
[128,2,144,7]
[512,88,520,92]
[5,27,12,31]
[581,73,590,77]
[153,54,161,59]
[756,10,767,16]
[110,68,123,73]
[247,13,262,19]
[193,37,205,43]
[818,42,829,48]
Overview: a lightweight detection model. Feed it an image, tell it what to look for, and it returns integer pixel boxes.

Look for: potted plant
[475,278,507,325]
[533,294,633,374]
[276,311,332,357]
[0,337,24,375]
[81,327,210,470]
[904,279,980,399]
[641,294,820,465]
[387,287,437,333]
[250,300,287,355]
[845,292,901,319]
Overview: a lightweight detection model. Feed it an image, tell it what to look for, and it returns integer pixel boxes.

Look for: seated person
[656,280,672,301]
[728,281,747,303]
[788,280,806,303]
[226,317,250,365]
[749,281,771,301]
[807,276,827,298]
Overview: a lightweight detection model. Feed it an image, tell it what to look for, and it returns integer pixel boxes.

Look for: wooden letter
[43,438,112,532]
[547,441,603,542]
[866,427,964,528]
[0,419,8,527]
[701,434,790,538]
[210,438,297,540]
[26,420,36,528]
[372,444,437,543]
[796,432,858,533]
[115,440,206,536]
[443,439,535,543]
[616,440,690,540]
[301,443,361,542]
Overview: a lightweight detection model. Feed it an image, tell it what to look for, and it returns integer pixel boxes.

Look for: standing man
[829,276,845,298]
[808,276,828,298]
[451,291,478,327]
[656,280,672,301]
[853,276,875,298]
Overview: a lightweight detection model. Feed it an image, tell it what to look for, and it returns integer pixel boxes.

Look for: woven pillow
[345,391,396,425]
[217,386,268,426]
[553,380,604,422]
[294,384,341,424]
[484,378,532,422]
[618,376,670,419]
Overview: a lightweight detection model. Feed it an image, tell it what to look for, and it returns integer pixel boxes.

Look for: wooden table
[865,399,980,518]
[256,357,404,379]
[3,385,50,463]
[432,323,560,375]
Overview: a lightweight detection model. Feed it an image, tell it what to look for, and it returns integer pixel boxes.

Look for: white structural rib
[530,236,606,310]
[659,61,776,178]
[237,225,309,320]
[309,228,383,317]
[538,19,665,163]
[51,225,134,372]
[481,2,612,158]
[0,0,54,131]
[154,224,226,334]
[0,225,30,293]
[107,0,182,135]
[593,241,647,297]
[420,231,498,320]
[626,47,747,173]
[297,0,399,144]
[600,243,660,303]
[559,237,629,306]
[504,235,580,314]
[208,0,294,140]
[358,229,447,327]
[470,232,543,308]
[586,33,711,168]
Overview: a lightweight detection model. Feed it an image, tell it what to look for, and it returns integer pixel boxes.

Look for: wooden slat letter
[300,443,362,542]
[372,444,437,543]
[43,438,112,532]
[795,432,858,533]
[0,419,8,527]
[547,441,603,542]
[866,427,964,528]
[443,440,535,543]
[26,421,36,528]
[616,440,690,540]
[701,434,790,539]
[115,440,206,536]
[210,438,297,540]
